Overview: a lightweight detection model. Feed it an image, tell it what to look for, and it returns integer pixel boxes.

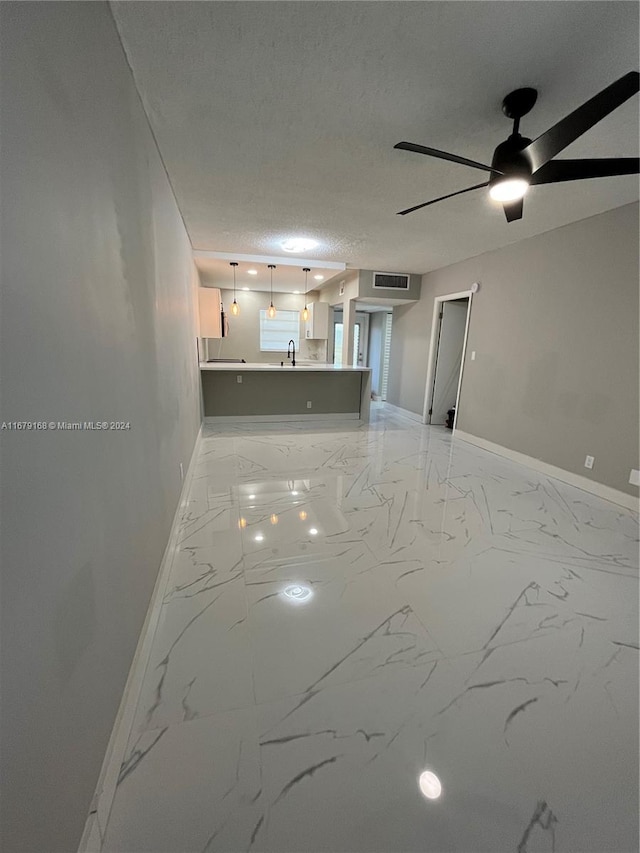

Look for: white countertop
[200,362,371,372]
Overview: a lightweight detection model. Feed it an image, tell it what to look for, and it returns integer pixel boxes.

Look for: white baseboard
[77,425,203,852]
[204,412,360,423]
[383,402,424,424]
[454,429,638,513]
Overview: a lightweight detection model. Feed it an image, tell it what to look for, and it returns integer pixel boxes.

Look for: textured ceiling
[112,1,639,274]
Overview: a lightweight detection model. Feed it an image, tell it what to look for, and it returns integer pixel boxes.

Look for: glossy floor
[101,408,639,853]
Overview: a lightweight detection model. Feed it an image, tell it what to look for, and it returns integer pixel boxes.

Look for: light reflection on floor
[101,407,639,852]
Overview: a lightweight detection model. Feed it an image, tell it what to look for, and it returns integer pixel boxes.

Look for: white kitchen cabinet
[304,302,329,339]
[198,286,222,338]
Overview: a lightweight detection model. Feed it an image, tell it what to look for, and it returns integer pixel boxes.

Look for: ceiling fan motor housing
[394,72,639,218]
[489,135,533,188]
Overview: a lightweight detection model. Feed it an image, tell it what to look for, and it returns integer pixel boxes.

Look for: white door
[354,312,370,366]
[430,301,468,425]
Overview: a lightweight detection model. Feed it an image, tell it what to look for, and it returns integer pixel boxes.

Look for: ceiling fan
[395,70,639,222]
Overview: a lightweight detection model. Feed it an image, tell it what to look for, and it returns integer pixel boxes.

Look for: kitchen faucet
[287,339,296,366]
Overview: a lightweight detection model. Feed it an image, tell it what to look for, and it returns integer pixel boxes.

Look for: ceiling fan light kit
[489,179,529,202]
[395,71,639,222]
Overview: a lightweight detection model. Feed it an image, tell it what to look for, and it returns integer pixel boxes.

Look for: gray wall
[358,270,422,302]
[387,203,639,496]
[318,270,360,306]
[202,370,363,416]
[203,288,326,362]
[0,4,201,851]
[318,270,421,308]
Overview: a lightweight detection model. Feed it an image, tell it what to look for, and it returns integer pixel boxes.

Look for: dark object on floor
[446,407,455,429]
[207,358,246,363]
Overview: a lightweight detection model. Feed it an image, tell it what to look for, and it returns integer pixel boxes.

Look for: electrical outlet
[471,351,476,361]
[179,462,184,481]
[584,455,595,470]
[236,375,242,383]
[629,469,640,487]
[307,401,312,409]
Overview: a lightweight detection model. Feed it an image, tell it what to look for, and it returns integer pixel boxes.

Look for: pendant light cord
[230,262,238,301]
[303,267,310,306]
[268,264,275,304]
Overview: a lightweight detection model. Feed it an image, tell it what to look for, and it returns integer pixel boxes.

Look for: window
[259,309,300,352]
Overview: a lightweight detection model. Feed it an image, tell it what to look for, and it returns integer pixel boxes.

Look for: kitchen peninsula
[200,363,372,422]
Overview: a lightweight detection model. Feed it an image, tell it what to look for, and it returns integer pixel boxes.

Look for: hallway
[98,408,638,852]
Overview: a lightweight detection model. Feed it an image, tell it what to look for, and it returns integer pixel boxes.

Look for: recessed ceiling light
[309,528,318,536]
[249,494,256,499]
[248,269,258,275]
[281,238,318,253]
[254,533,264,542]
[242,287,250,291]
[314,275,324,281]
[282,584,313,604]
[418,771,442,800]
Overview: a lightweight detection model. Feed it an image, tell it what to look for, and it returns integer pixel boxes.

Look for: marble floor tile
[244,544,442,704]
[101,408,639,852]
[239,497,352,562]
[102,707,262,853]
[129,575,254,735]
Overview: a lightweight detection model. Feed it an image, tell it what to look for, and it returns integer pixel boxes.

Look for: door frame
[422,290,473,429]
[332,309,370,367]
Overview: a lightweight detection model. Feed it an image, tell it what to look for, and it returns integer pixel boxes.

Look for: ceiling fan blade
[524,71,640,173]
[394,141,500,175]
[397,181,489,216]
[531,157,640,184]
[503,199,523,222]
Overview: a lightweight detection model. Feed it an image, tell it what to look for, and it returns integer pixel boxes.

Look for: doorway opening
[423,291,473,429]
[332,311,370,367]
[363,310,393,400]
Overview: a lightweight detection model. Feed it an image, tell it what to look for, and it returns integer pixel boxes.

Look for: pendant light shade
[301,267,310,322]
[230,262,240,316]
[267,264,277,319]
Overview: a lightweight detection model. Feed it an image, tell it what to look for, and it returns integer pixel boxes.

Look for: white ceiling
[112,2,639,274]
[195,254,342,293]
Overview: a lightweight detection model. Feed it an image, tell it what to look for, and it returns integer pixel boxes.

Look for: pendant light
[301,268,311,322]
[230,262,240,316]
[267,264,277,319]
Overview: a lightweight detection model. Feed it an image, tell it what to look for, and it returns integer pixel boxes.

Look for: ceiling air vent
[373,272,410,290]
